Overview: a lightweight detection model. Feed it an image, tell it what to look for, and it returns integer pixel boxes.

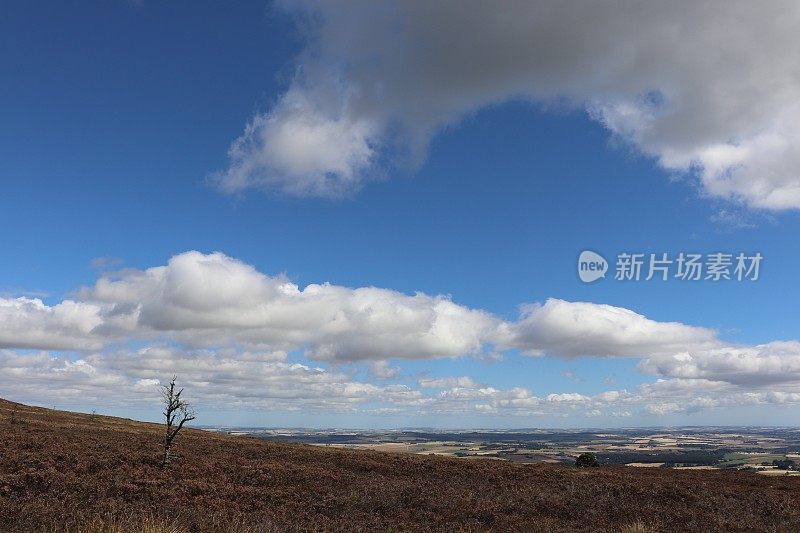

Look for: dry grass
[2,398,799,532]
[62,513,184,533]
[619,519,660,533]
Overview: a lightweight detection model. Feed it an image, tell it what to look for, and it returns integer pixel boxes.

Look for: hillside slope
[1,399,799,532]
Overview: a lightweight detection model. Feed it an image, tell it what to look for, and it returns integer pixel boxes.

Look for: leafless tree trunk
[161,376,196,467]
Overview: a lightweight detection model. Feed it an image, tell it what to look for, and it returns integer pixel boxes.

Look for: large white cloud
[80,251,500,361]
[499,298,720,357]
[217,0,800,210]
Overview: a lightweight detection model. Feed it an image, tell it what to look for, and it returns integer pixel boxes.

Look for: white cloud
[645,402,682,416]
[640,342,800,387]
[418,376,478,389]
[216,89,381,197]
[368,360,402,379]
[0,297,104,350]
[0,350,128,401]
[594,390,623,403]
[439,386,544,416]
[547,393,589,403]
[500,298,719,357]
[217,0,800,210]
[80,251,499,362]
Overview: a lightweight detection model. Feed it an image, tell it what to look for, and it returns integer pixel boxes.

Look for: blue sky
[3,1,800,427]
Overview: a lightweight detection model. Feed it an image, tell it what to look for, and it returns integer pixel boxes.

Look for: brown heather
[1,398,799,532]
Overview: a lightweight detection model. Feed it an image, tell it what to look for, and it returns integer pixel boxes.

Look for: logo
[578,250,608,283]
[576,250,761,283]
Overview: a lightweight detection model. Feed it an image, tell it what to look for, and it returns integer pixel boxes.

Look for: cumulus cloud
[0,350,129,401]
[546,392,590,403]
[640,342,800,387]
[216,89,381,197]
[0,297,105,350]
[500,298,719,357]
[442,386,543,416]
[216,0,800,210]
[78,251,499,361]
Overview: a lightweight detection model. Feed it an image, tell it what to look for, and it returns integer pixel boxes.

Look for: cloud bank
[217,0,800,210]
[0,251,728,363]
[4,346,793,420]
[3,251,800,418]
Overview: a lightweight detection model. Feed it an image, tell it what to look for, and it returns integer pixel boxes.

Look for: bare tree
[160,376,196,467]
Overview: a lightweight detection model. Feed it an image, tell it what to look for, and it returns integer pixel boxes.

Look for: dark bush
[575,452,599,467]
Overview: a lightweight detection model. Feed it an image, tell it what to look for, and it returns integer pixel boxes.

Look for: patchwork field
[232,426,800,474]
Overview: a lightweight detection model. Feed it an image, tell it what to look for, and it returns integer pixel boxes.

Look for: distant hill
[1,398,799,532]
